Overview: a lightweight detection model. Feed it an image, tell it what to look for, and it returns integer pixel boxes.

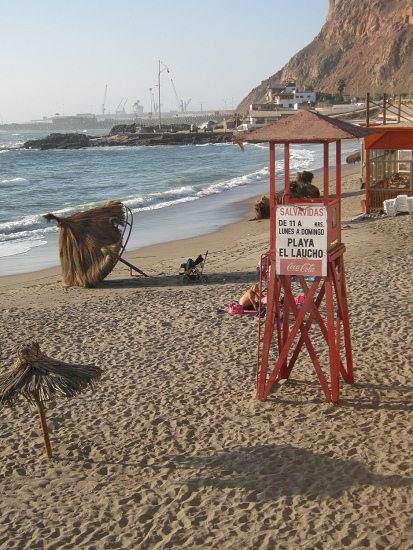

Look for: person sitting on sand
[253,196,270,220]
[239,283,261,311]
[290,171,320,199]
[217,283,262,315]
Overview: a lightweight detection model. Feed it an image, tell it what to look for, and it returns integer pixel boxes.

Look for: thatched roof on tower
[236,110,376,144]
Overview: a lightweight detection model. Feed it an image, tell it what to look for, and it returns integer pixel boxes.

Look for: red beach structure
[238,110,375,403]
[361,126,413,212]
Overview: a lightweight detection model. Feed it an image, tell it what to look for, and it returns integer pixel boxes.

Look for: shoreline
[0,164,361,282]
[0,194,263,288]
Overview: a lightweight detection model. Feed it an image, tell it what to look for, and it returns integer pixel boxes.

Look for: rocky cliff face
[237,0,413,112]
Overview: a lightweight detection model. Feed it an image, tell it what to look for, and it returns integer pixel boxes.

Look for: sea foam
[0,177,28,185]
[0,238,47,258]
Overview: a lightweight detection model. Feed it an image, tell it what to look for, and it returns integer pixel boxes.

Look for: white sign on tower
[276,204,328,277]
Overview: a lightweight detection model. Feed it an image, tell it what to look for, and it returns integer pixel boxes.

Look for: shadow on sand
[101,271,257,289]
[169,443,412,499]
[264,378,413,412]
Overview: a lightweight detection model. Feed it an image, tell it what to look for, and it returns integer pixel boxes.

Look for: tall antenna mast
[158,60,161,129]
[158,60,169,129]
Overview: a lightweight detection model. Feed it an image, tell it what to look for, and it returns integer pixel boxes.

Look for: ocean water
[0,128,359,275]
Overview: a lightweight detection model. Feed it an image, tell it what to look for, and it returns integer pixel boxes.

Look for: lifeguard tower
[239,111,375,403]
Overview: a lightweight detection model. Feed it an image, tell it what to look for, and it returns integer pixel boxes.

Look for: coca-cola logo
[286,262,316,274]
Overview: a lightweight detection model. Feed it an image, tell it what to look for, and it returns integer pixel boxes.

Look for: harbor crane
[170,78,181,112]
[170,78,191,113]
[115,98,128,114]
[101,84,108,115]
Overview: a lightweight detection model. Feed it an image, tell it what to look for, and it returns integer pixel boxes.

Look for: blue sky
[1,0,329,123]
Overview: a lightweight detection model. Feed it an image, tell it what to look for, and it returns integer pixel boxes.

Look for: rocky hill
[237,0,413,112]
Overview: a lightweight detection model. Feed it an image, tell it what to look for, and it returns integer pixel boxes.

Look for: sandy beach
[1,168,412,549]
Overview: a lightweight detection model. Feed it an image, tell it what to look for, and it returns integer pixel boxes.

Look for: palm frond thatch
[0,341,102,407]
[44,200,126,288]
[346,152,361,164]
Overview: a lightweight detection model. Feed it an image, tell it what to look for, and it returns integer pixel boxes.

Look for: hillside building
[240,82,317,130]
[266,83,316,108]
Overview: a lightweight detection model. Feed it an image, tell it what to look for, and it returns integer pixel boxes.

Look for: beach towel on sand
[226,302,265,316]
[227,302,245,315]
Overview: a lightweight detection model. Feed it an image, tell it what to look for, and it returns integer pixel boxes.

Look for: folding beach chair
[180,250,208,283]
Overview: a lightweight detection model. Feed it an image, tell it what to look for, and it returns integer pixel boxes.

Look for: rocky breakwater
[23,128,234,150]
[23,133,90,150]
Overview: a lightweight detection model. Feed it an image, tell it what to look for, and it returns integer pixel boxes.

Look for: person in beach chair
[180,251,208,283]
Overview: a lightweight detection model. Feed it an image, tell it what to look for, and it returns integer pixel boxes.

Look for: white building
[267,82,316,109]
[239,104,286,131]
[240,82,317,130]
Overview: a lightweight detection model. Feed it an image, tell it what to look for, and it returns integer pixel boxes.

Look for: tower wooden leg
[255,247,353,404]
[325,273,340,403]
[256,259,278,400]
[339,260,354,383]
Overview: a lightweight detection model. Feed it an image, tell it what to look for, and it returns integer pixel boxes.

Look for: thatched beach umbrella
[44,200,126,288]
[0,341,102,458]
[346,151,361,164]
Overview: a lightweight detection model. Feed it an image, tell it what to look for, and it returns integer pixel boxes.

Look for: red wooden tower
[239,111,375,403]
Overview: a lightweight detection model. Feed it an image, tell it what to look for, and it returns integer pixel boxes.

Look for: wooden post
[366,93,370,127]
[383,93,387,125]
[284,143,290,188]
[336,140,342,221]
[365,146,370,213]
[37,401,52,459]
[323,143,329,201]
[281,144,291,378]
[269,142,276,253]
[398,95,401,123]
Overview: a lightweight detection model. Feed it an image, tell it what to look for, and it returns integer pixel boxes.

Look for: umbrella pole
[36,401,52,459]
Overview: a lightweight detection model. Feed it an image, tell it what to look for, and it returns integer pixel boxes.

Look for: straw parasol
[0,341,102,458]
[346,151,361,164]
[44,200,126,288]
